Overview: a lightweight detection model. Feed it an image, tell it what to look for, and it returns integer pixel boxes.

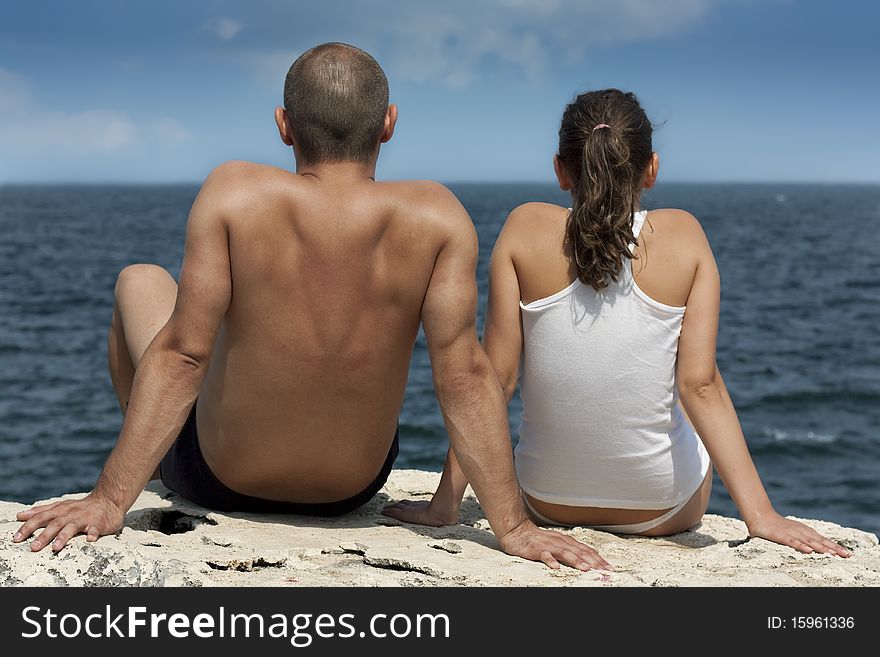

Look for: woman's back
[510,203,709,509]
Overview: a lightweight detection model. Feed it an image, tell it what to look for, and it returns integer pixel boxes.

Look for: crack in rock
[374,517,401,527]
[363,554,443,578]
[736,546,767,559]
[46,568,69,586]
[206,556,288,572]
[0,557,22,586]
[127,510,218,535]
[81,547,163,586]
[428,541,462,554]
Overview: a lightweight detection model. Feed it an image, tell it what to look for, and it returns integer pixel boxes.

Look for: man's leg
[108,264,178,477]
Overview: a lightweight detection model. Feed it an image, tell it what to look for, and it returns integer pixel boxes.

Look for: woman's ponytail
[558,90,653,291]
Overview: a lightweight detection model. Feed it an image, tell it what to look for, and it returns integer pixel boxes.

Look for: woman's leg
[639,466,714,536]
[523,465,714,533]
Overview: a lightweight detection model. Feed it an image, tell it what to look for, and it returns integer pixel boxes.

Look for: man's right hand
[498,520,612,571]
[13,493,125,553]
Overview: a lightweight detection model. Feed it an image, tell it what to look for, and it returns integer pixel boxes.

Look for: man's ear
[275,107,294,147]
[643,152,659,189]
[380,104,398,144]
[554,155,572,191]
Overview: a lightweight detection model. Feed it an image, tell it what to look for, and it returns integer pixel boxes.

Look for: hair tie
[592,123,611,132]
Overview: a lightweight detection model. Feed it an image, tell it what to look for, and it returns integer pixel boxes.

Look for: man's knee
[114,264,174,302]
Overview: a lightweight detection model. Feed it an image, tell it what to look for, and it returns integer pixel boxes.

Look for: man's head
[275,43,395,164]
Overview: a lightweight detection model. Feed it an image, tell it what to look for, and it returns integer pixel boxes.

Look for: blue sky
[1,0,877,183]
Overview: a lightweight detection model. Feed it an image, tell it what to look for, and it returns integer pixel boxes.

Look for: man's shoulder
[198,161,300,214]
[209,159,289,177]
[378,179,459,206]
[204,160,292,192]
[379,180,470,229]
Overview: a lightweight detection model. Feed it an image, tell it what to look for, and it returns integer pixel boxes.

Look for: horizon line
[2,179,879,187]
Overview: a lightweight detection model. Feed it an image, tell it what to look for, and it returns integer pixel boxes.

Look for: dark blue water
[1,183,878,534]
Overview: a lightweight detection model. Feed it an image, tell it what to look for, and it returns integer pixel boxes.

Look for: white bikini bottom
[521,488,694,535]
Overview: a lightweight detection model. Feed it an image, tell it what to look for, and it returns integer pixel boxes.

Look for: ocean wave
[740,389,880,410]
[760,427,838,444]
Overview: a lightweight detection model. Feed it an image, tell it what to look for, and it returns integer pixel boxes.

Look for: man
[13,43,607,571]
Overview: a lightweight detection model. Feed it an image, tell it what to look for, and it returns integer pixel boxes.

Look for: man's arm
[384,210,524,526]
[14,167,234,552]
[394,191,609,570]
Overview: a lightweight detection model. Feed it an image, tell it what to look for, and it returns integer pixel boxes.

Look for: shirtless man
[13,43,608,571]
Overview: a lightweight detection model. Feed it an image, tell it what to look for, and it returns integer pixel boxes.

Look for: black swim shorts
[158,402,399,515]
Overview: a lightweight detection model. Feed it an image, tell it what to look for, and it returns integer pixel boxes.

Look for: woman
[385,89,849,556]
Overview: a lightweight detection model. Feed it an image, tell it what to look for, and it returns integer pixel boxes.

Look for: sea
[1,182,878,534]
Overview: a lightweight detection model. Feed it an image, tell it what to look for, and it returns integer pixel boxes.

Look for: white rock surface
[1,470,877,587]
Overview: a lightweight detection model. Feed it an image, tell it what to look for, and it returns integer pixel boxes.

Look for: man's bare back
[197,162,461,502]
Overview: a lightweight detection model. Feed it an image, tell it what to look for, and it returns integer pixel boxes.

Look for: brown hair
[284,43,389,164]
[557,89,653,291]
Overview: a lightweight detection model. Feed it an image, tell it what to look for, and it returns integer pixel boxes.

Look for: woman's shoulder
[646,207,699,226]
[507,201,568,224]
[494,202,568,255]
[645,208,706,237]
[501,202,567,240]
[643,208,712,254]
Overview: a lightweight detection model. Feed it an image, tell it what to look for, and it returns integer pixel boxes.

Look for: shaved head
[283,43,389,164]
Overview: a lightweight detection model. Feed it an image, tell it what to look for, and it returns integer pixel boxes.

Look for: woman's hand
[382,499,460,527]
[747,512,851,557]
[383,448,469,527]
[12,493,126,553]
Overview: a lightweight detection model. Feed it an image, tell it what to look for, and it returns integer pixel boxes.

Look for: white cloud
[147,117,191,146]
[0,66,30,111]
[0,66,189,156]
[379,0,713,85]
[384,17,550,88]
[21,108,138,152]
[245,50,299,87]
[204,17,243,40]
[494,0,565,13]
[239,0,717,88]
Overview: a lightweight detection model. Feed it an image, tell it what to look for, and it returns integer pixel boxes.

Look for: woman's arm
[383,214,525,526]
[481,219,525,404]
[676,214,849,557]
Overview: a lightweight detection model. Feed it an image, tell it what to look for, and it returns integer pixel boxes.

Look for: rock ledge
[2,470,877,587]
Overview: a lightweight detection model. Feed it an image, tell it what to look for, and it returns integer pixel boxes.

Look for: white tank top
[514,210,710,509]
